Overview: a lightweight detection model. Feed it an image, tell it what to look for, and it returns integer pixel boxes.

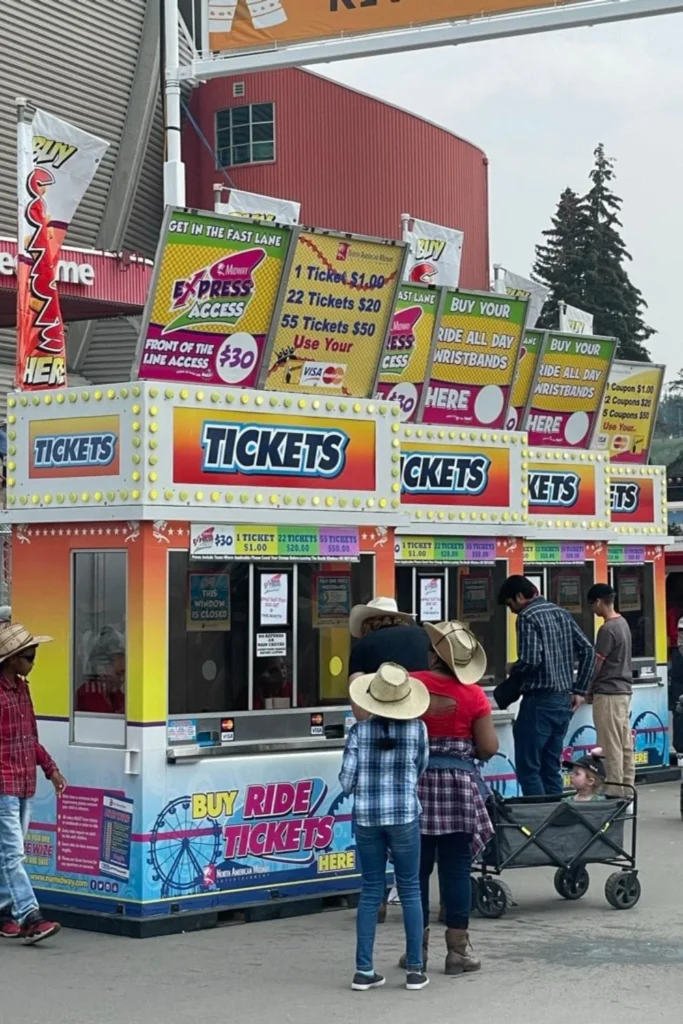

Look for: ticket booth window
[548,564,595,641]
[168,553,373,715]
[72,550,127,747]
[396,561,507,684]
[611,563,655,659]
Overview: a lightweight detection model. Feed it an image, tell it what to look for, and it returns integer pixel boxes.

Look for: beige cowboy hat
[349,662,430,720]
[424,620,487,685]
[0,622,53,662]
[349,597,415,639]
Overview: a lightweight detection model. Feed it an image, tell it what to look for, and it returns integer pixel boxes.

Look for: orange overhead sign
[205,0,564,53]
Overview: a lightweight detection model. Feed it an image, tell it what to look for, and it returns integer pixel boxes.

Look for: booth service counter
[3,384,670,933]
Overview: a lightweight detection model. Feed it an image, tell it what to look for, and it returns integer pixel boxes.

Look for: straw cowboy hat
[349,662,430,721]
[349,597,415,639]
[0,622,52,662]
[424,620,487,685]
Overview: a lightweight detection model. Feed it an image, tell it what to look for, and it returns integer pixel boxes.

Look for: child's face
[571,767,592,791]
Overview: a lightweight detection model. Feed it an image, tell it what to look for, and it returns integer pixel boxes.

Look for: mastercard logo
[323,365,345,386]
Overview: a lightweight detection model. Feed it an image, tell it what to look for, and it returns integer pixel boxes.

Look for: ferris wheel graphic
[148,796,223,897]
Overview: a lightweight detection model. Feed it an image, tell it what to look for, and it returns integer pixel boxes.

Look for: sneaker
[351,972,386,991]
[20,911,61,945]
[406,971,430,991]
[0,919,20,939]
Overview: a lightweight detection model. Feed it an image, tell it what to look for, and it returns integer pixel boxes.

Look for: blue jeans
[420,832,473,929]
[355,820,423,972]
[514,692,573,796]
[0,796,38,923]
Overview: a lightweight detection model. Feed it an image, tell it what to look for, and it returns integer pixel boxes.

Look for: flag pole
[163,0,186,207]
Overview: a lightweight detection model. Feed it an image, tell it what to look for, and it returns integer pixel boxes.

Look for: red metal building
[184,68,490,289]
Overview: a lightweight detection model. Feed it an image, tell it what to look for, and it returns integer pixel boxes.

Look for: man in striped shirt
[498,576,596,796]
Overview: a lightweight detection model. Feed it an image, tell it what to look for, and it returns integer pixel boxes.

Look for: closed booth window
[612,564,655,659]
[72,551,127,746]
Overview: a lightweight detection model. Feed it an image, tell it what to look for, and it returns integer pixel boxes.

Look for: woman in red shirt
[410,621,498,976]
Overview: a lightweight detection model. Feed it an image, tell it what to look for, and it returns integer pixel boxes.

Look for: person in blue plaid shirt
[340,662,430,993]
[498,575,596,796]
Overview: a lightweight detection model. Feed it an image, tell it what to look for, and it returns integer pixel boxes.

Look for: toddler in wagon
[563,748,607,802]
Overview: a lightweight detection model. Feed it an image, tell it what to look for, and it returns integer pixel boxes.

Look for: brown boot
[399,928,429,970]
[445,929,481,975]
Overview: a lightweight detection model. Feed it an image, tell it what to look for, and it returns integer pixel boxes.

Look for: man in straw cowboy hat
[497,575,595,797]
[340,662,430,992]
[411,621,498,976]
[0,622,65,943]
[348,597,431,682]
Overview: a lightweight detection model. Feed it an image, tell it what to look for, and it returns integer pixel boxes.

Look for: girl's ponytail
[377,717,397,751]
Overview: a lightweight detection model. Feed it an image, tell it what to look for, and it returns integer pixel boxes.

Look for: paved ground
[1,782,681,1023]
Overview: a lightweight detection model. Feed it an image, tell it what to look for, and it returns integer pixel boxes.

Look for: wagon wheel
[605,871,641,910]
[554,866,590,901]
[474,878,507,919]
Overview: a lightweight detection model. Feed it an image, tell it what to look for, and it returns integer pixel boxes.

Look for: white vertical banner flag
[215,188,300,225]
[560,302,594,335]
[16,106,108,389]
[501,269,548,327]
[401,215,463,288]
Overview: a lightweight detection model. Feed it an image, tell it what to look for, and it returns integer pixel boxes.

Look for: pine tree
[532,188,592,329]
[533,146,654,360]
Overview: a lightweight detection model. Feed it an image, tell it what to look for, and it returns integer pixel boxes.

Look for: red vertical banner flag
[16,106,108,390]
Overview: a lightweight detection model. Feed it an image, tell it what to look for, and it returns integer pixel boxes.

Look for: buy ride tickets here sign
[135,209,290,388]
[261,230,404,397]
[375,284,441,422]
[396,536,497,562]
[423,289,528,428]
[524,333,617,448]
[595,361,665,464]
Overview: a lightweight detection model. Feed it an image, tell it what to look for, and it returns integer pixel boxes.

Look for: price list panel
[262,229,405,397]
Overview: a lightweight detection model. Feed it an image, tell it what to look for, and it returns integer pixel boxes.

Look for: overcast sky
[319,13,682,381]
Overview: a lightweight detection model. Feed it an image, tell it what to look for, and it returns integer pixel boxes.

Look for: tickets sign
[134,208,291,387]
[174,408,376,491]
[595,361,665,464]
[423,290,528,428]
[528,463,596,518]
[523,333,617,448]
[401,442,510,508]
[262,229,404,397]
[28,415,120,479]
[375,284,441,422]
[610,471,655,524]
[505,328,544,431]
[524,542,586,564]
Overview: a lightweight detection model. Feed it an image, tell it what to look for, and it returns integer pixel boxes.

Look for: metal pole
[163,0,186,207]
[213,183,224,211]
[492,263,505,294]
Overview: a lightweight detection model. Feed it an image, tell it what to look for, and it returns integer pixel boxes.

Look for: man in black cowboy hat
[0,622,66,943]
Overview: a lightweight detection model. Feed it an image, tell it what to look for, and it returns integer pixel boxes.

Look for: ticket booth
[396,423,529,796]
[5,382,402,932]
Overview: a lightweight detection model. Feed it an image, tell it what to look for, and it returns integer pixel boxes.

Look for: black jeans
[420,832,473,930]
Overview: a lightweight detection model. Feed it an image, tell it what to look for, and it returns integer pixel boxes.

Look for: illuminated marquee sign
[610,480,642,516]
[528,462,597,518]
[401,452,490,496]
[28,416,121,479]
[174,407,376,492]
[608,471,661,528]
[528,470,580,508]
[399,426,526,519]
[200,422,348,478]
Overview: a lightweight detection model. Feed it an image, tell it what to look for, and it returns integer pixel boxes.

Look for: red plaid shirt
[0,674,58,797]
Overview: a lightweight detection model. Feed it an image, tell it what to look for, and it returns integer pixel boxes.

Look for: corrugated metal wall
[0,0,167,390]
[184,68,490,290]
[0,0,149,248]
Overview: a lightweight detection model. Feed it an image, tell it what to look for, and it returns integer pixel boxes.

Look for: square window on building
[215,102,275,168]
